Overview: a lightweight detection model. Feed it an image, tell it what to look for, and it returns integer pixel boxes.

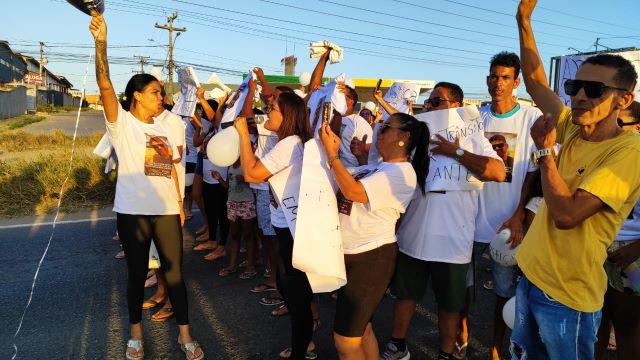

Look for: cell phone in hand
[375,79,382,92]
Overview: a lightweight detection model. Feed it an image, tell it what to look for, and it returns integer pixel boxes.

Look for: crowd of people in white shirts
[90,0,640,359]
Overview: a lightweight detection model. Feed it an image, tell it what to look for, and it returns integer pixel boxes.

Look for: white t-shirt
[474,104,542,243]
[250,121,279,191]
[202,159,229,185]
[397,190,479,263]
[616,199,640,242]
[106,104,181,215]
[156,110,186,198]
[261,135,304,228]
[183,117,198,164]
[339,114,373,169]
[397,123,502,263]
[339,162,416,254]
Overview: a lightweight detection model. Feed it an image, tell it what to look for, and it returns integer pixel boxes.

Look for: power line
[257,0,519,50]
[389,0,583,41]
[442,0,627,37]
[168,0,495,57]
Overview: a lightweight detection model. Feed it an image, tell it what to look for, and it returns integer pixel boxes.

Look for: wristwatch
[327,155,340,169]
[532,148,556,165]
[455,148,465,161]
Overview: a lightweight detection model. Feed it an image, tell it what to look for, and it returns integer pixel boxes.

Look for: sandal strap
[127,339,144,351]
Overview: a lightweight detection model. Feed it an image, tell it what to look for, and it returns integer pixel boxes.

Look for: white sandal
[125,339,144,360]
[178,336,204,360]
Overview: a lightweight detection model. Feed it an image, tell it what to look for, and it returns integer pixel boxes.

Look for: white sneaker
[380,341,410,360]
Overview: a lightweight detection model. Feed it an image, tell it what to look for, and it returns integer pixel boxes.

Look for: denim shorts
[510,276,601,360]
[254,189,275,236]
[491,260,522,298]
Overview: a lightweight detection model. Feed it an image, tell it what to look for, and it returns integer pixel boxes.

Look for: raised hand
[89,13,107,42]
[517,0,538,22]
[350,134,368,158]
[320,122,341,158]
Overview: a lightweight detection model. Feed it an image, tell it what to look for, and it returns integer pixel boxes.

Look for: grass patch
[7,115,45,130]
[0,130,103,153]
[0,134,115,217]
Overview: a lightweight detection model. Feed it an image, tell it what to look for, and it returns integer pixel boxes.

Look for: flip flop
[259,295,284,306]
[142,297,166,310]
[193,242,217,251]
[239,259,249,267]
[250,283,276,293]
[483,280,494,290]
[271,304,289,316]
[195,233,209,242]
[114,250,125,259]
[151,307,174,322]
[239,270,257,279]
[218,267,238,277]
[452,341,468,359]
[278,346,316,359]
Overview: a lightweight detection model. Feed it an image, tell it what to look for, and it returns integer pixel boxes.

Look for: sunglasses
[379,122,406,133]
[424,97,451,108]
[564,79,629,99]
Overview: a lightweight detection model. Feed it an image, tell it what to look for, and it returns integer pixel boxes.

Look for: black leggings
[117,213,189,325]
[274,226,313,360]
[203,182,229,245]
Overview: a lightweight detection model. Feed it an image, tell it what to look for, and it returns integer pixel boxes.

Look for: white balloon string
[11,23,101,360]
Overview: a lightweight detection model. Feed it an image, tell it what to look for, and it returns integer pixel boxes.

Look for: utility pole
[134,55,150,74]
[39,42,45,78]
[155,13,186,104]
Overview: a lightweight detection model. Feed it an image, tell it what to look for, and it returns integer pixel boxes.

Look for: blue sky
[1,0,638,99]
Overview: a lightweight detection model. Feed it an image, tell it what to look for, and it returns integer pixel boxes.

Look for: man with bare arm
[513,1,640,358]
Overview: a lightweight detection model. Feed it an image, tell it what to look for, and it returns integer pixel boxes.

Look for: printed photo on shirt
[337,169,375,215]
[485,131,516,182]
[144,134,173,178]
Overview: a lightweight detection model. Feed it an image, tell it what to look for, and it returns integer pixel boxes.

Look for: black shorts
[334,243,398,337]
[185,162,196,193]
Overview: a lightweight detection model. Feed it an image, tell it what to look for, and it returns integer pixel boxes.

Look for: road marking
[0,216,116,230]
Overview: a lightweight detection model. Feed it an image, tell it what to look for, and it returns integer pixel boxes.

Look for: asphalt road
[1,209,506,360]
[21,110,106,136]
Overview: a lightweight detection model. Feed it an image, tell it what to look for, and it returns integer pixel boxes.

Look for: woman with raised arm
[90,14,203,360]
[234,89,315,360]
[319,113,429,360]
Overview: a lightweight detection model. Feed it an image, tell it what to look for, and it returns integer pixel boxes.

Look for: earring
[398,140,405,147]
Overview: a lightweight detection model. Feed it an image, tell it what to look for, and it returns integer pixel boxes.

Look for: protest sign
[171,67,200,117]
[219,70,256,126]
[381,82,419,120]
[293,139,347,293]
[415,106,486,191]
[308,73,348,133]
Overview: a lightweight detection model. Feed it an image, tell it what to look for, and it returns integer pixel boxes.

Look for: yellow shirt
[516,108,640,312]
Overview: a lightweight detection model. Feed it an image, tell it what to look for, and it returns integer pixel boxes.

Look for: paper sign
[557,50,640,105]
[381,82,419,120]
[293,138,347,293]
[220,70,256,126]
[308,73,348,133]
[171,66,200,117]
[415,106,486,191]
[268,161,303,235]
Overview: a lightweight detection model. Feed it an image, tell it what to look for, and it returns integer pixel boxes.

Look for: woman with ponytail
[318,112,429,359]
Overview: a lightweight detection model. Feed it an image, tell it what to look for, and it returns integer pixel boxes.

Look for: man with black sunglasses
[382,82,506,360]
[514,1,640,359]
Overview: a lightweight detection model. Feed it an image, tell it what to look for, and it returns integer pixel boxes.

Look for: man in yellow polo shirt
[515,1,640,359]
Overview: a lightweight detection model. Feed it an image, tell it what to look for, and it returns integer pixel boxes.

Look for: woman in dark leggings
[90,14,203,360]
[235,85,314,359]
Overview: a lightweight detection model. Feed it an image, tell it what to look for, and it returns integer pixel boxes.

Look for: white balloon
[206,126,240,167]
[185,173,195,187]
[299,72,311,86]
[502,296,516,329]
[489,228,519,267]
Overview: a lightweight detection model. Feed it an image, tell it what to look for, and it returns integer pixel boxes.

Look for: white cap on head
[150,67,163,82]
[299,72,311,86]
[363,101,376,113]
[294,89,307,99]
[345,78,355,89]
